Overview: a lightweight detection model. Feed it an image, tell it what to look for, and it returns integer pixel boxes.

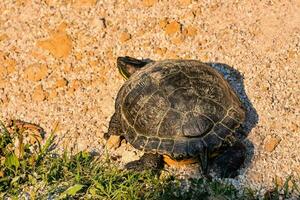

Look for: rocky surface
[0,0,299,196]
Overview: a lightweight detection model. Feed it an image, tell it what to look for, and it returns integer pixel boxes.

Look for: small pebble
[142,0,157,7]
[37,23,72,59]
[264,136,281,152]
[32,85,47,102]
[165,21,181,35]
[119,32,131,43]
[24,64,48,82]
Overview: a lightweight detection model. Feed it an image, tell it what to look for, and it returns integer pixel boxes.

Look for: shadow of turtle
[207,62,259,174]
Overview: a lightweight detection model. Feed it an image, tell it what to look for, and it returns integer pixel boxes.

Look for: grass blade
[58,184,84,199]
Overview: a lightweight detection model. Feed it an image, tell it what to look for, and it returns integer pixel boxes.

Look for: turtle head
[117,56,152,80]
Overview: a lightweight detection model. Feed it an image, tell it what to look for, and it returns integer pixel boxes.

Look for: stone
[0,67,6,78]
[165,21,181,35]
[119,32,131,43]
[0,94,9,104]
[136,29,146,37]
[29,50,47,61]
[154,47,167,56]
[0,76,6,84]
[6,59,16,74]
[287,50,296,59]
[48,90,58,100]
[165,50,179,59]
[179,0,192,6]
[24,64,48,81]
[54,78,68,88]
[0,54,16,77]
[0,34,8,42]
[142,0,157,7]
[37,23,72,59]
[72,0,97,7]
[290,122,298,132]
[183,11,196,20]
[16,0,29,6]
[74,52,83,61]
[69,79,81,91]
[183,25,198,37]
[106,135,121,149]
[121,150,139,164]
[32,85,47,101]
[294,166,300,176]
[67,79,82,95]
[91,17,106,31]
[0,51,5,59]
[159,18,168,28]
[248,172,263,183]
[171,35,185,45]
[89,60,99,70]
[63,65,72,73]
[264,136,281,152]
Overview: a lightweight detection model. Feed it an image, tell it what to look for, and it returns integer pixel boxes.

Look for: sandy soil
[0,0,299,196]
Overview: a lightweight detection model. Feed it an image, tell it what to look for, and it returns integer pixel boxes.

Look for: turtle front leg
[105,113,122,149]
[125,153,164,172]
[210,141,246,178]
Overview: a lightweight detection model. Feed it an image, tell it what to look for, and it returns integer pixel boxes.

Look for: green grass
[0,121,298,199]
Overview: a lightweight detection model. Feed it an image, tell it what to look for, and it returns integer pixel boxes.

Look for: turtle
[105,56,246,178]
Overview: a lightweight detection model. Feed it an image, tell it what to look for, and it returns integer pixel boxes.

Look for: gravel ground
[0,0,299,196]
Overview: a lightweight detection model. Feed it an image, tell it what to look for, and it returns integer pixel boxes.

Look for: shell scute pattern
[157,109,182,137]
[159,71,191,96]
[145,137,160,152]
[168,87,198,112]
[190,78,229,106]
[123,75,158,125]
[119,60,245,158]
[124,127,137,143]
[172,139,189,158]
[188,138,205,156]
[182,112,214,137]
[150,64,181,82]
[134,90,170,136]
[202,133,223,151]
[194,98,226,122]
[158,139,174,154]
[213,123,232,139]
[180,61,221,82]
[132,135,148,149]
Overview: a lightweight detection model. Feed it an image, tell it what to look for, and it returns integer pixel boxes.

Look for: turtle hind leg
[125,153,164,172]
[210,141,246,178]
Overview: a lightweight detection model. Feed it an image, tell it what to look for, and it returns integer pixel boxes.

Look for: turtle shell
[116,60,245,159]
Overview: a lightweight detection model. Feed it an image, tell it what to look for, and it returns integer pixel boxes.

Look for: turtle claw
[125,153,164,172]
[106,135,121,150]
